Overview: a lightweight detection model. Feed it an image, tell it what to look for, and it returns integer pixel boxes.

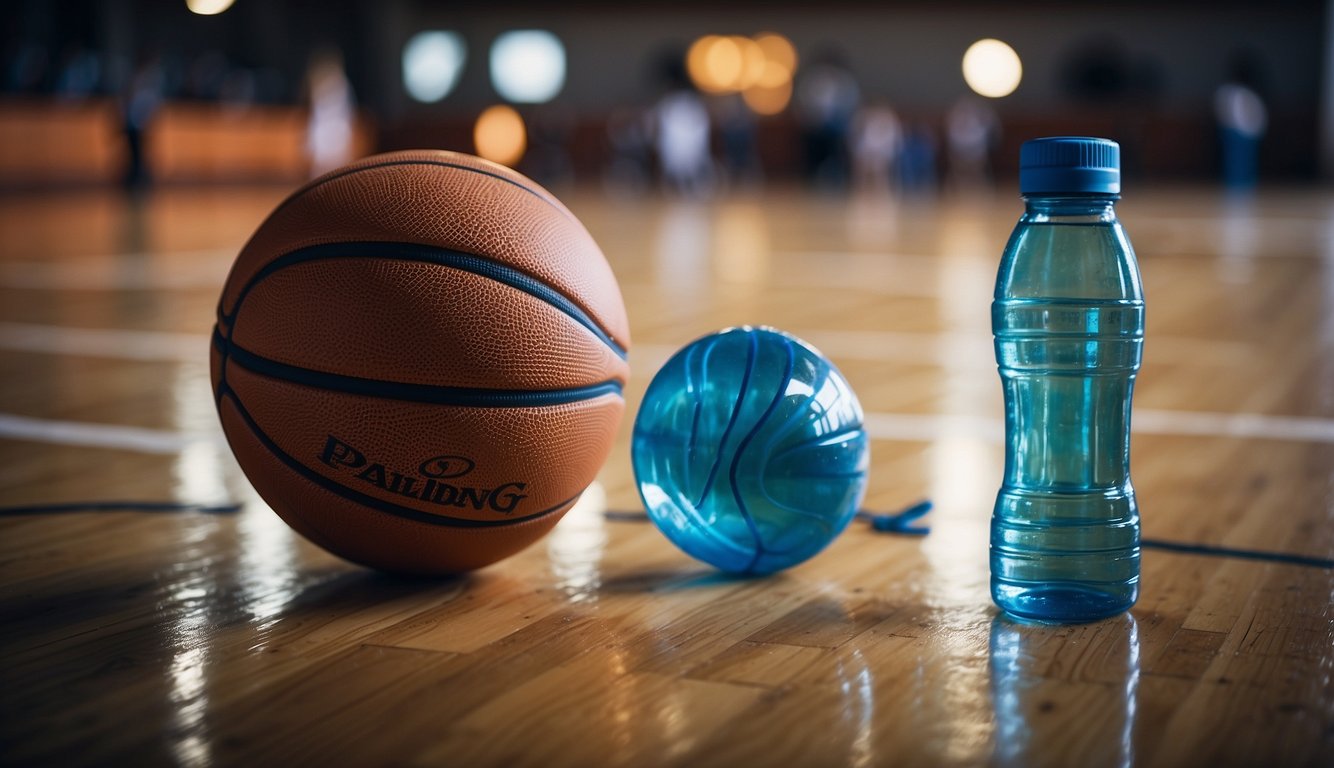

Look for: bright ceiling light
[743,80,793,116]
[474,105,527,167]
[688,33,798,95]
[186,0,236,14]
[962,38,1022,98]
[490,30,566,104]
[754,33,797,75]
[403,31,466,103]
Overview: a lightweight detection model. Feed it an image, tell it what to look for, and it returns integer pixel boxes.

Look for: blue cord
[855,499,933,535]
[0,501,241,516]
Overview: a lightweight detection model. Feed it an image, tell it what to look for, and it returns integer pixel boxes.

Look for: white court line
[864,410,1334,445]
[1,323,1328,451]
[635,331,1249,371]
[631,337,981,372]
[2,406,1330,457]
[0,322,207,363]
[1133,409,1334,444]
[0,413,218,454]
[0,248,235,290]
[863,412,1005,443]
[0,324,1252,370]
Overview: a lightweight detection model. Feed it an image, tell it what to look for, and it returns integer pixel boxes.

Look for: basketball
[209,150,631,575]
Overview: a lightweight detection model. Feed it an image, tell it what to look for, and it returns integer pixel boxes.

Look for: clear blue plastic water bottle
[991,137,1144,623]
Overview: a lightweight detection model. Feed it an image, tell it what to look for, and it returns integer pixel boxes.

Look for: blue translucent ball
[632,326,869,575]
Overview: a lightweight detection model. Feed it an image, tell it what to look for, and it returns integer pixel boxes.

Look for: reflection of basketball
[210,150,630,575]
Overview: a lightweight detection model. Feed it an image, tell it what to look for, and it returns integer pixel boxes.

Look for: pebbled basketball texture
[211,150,630,575]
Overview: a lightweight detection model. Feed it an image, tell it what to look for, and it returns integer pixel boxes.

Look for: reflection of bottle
[989,615,1140,768]
[991,137,1144,623]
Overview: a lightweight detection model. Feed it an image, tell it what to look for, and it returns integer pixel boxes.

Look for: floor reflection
[989,614,1140,768]
[1218,197,1258,286]
[653,202,712,300]
[167,642,213,768]
[162,525,223,768]
[547,481,608,604]
[838,648,876,768]
[713,201,770,293]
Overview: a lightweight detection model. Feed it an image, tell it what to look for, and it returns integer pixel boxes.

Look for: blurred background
[0,0,1327,194]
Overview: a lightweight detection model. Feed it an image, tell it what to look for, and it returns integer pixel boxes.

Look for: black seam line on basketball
[266,158,569,226]
[219,389,580,528]
[217,241,627,361]
[213,328,622,407]
[213,321,231,410]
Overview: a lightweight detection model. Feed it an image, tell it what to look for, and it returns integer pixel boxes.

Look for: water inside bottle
[991,197,1144,623]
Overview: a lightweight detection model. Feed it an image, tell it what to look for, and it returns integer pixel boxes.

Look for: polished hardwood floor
[0,182,1331,767]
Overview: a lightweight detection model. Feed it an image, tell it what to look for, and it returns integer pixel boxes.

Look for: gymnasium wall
[393,4,1320,113]
[0,101,375,186]
[1,0,1324,185]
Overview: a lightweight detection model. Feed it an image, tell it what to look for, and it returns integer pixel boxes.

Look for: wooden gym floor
[0,183,1331,767]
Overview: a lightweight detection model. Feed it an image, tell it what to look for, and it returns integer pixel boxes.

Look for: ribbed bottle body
[991,197,1144,623]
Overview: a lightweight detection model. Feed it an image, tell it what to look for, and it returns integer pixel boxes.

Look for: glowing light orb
[743,80,793,116]
[688,31,799,114]
[186,0,236,14]
[962,38,1022,98]
[474,105,527,167]
[402,31,466,103]
[490,30,566,104]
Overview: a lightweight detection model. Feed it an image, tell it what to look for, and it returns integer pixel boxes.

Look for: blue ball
[632,327,869,575]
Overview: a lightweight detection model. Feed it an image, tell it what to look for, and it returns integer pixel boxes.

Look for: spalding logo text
[318,435,529,514]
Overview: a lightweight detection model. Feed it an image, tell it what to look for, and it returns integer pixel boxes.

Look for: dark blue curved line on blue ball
[682,342,703,498]
[731,334,795,573]
[647,338,751,560]
[693,332,754,510]
[747,354,854,537]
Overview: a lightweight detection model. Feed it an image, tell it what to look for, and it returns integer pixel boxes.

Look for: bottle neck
[1021,195,1119,223]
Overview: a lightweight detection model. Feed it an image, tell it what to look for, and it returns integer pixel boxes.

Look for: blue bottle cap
[1019,136,1120,195]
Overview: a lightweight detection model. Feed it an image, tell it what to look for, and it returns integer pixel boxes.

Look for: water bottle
[990,137,1144,623]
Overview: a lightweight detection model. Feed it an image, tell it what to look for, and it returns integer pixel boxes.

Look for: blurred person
[604,106,653,194]
[898,122,938,196]
[185,51,229,101]
[119,53,163,189]
[946,97,999,191]
[54,46,101,100]
[219,70,257,114]
[1214,53,1268,192]
[7,44,50,93]
[526,103,576,188]
[650,78,714,198]
[718,94,762,188]
[850,100,902,195]
[795,49,860,189]
[305,49,355,178]
[1061,35,1131,103]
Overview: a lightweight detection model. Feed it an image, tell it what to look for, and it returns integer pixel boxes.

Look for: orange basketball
[210,150,630,575]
